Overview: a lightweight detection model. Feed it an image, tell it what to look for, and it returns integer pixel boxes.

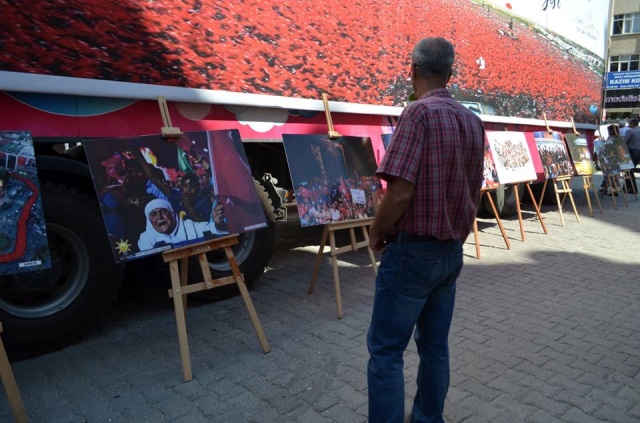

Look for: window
[612,13,640,35]
[609,55,640,72]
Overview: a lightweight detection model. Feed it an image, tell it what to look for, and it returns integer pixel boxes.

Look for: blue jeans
[367,236,463,423]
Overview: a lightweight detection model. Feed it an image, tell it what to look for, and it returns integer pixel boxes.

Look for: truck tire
[190,180,276,302]
[477,184,524,218]
[0,184,123,357]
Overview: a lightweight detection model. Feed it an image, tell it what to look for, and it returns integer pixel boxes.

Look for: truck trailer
[0,0,607,355]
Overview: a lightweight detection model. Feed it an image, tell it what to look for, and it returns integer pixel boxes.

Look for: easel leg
[607,175,618,209]
[564,179,580,223]
[169,260,192,382]
[592,177,603,213]
[537,179,548,211]
[473,219,480,259]
[0,326,27,423]
[485,191,511,249]
[308,225,329,294]
[552,178,565,227]
[582,176,594,216]
[361,225,378,276]
[526,184,549,234]
[514,184,526,241]
[180,256,189,317]
[224,247,270,353]
[328,231,343,319]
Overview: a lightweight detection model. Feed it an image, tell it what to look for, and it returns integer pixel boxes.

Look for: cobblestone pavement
[1,177,639,423]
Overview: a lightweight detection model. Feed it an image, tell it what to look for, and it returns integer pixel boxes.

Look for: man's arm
[369,175,415,254]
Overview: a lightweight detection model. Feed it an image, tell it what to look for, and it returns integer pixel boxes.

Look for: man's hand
[369,224,387,255]
[212,203,226,226]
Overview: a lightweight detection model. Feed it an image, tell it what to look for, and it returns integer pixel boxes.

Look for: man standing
[624,118,640,193]
[367,37,485,423]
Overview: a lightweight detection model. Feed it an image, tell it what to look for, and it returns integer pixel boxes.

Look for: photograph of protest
[485,131,537,184]
[593,138,621,178]
[282,135,382,227]
[482,136,500,189]
[563,133,596,176]
[0,131,51,275]
[532,131,574,180]
[610,136,635,171]
[84,130,267,263]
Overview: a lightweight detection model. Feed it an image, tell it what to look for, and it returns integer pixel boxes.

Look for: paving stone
[0,177,639,422]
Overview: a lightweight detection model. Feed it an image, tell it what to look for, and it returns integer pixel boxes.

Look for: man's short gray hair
[411,37,455,79]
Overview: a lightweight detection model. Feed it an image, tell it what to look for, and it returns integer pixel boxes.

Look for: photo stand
[308,218,378,319]
[536,175,580,226]
[513,181,549,241]
[473,188,511,259]
[536,116,579,226]
[568,120,602,216]
[0,323,27,423]
[580,175,603,216]
[163,235,270,382]
[155,100,269,382]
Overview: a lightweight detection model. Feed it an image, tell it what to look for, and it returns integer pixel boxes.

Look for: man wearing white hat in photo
[137,198,228,251]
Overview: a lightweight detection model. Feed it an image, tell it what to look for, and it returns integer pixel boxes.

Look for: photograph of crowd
[563,133,596,176]
[486,131,537,184]
[593,138,621,178]
[610,136,635,171]
[84,130,267,263]
[282,135,382,228]
[482,136,500,189]
[0,131,51,275]
[532,131,573,180]
[0,0,605,122]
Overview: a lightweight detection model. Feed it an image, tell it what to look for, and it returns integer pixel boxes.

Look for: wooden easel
[308,94,377,318]
[163,235,270,382]
[473,187,511,259]
[0,323,27,423]
[600,173,629,209]
[308,218,378,319]
[581,174,603,216]
[571,119,603,216]
[156,98,269,382]
[537,115,579,226]
[513,181,549,241]
[536,175,580,226]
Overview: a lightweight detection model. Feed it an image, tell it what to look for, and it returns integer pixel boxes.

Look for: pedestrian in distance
[367,37,486,423]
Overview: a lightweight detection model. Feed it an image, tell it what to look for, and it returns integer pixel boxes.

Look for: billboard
[0,0,607,122]
[606,71,640,90]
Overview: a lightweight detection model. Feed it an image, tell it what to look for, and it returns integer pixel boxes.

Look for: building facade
[604,0,640,120]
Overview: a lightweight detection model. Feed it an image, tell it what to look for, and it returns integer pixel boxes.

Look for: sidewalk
[1,176,639,423]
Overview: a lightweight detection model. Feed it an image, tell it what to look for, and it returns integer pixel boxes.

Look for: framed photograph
[84,130,267,263]
[563,133,596,176]
[532,131,574,179]
[0,131,51,275]
[485,131,537,184]
[282,134,382,227]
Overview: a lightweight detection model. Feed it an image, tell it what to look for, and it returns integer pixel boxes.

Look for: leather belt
[385,233,449,244]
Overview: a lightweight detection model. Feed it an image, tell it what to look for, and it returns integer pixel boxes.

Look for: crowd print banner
[563,133,596,176]
[485,131,537,184]
[84,130,267,263]
[0,131,51,275]
[532,131,574,180]
[282,135,382,227]
[0,0,607,122]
